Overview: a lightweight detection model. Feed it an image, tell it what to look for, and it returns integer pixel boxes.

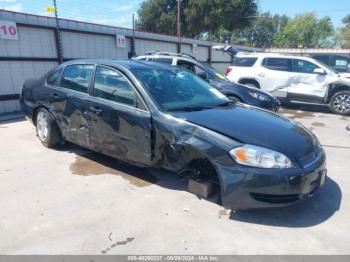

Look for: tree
[230,12,289,48]
[273,13,335,48]
[340,14,350,48]
[136,0,258,38]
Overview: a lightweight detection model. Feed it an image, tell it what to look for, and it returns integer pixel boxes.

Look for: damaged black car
[20,60,327,209]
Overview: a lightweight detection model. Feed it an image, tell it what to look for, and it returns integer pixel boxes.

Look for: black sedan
[21,60,326,209]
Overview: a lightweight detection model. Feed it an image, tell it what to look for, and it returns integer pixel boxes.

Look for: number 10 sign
[116,34,126,48]
[0,20,18,40]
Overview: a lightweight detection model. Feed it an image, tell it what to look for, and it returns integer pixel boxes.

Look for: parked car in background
[134,52,280,112]
[311,54,350,79]
[219,48,350,115]
[21,59,326,209]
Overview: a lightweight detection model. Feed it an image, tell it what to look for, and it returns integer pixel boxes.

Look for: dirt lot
[0,105,349,255]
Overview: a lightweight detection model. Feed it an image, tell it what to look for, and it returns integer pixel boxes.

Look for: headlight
[229,145,292,168]
[248,92,270,101]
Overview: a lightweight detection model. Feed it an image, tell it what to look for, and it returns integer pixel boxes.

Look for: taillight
[226,67,232,76]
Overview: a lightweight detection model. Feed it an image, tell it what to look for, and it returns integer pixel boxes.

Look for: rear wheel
[329,91,350,115]
[35,108,61,148]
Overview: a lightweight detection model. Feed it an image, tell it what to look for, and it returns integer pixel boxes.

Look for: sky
[0,0,350,29]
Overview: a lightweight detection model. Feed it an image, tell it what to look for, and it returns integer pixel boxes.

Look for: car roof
[135,54,197,62]
[60,59,179,71]
[236,52,317,61]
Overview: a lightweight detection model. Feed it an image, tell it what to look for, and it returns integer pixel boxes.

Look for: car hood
[169,104,317,161]
[329,74,350,85]
[339,72,350,79]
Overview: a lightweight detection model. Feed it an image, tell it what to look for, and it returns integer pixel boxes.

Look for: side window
[177,60,195,72]
[177,60,208,79]
[262,58,290,71]
[150,57,173,64]
[47,70,61,86]
[60,65,94,93]
[291,59,319,74]
[232,57,257,67]
[93,66,136,107]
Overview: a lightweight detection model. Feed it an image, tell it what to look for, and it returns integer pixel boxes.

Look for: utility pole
[176,0,181,53]
[53,0,63,63]
[131,13,136,57]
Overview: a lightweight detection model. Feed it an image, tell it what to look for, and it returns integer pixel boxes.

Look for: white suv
[223,52,350,115]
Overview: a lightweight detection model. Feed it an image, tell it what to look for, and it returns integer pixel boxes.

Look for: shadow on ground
[56,142,341,228]
[230,177,341,228]
[281,102,331,114]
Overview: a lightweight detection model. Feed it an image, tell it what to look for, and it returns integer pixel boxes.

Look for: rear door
[49,64,94,146]
[258,57,292,98]
[287,58,328,102]
[88,65,152,166]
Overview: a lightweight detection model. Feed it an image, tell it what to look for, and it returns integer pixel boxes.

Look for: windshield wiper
[168,105,214,112]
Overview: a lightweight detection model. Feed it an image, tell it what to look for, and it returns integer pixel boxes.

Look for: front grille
[250,193,299,203]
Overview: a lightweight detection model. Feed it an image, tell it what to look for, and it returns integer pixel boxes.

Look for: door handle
[89,106,102,115]
[258,73,265,77]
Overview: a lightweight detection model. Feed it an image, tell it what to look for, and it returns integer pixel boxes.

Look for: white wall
[0,26,56,58]
[0,61,57,114]
[61,31,130,59]
[135,39,177,55]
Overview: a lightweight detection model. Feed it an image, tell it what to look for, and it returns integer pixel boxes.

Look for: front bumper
[217,156,326,209]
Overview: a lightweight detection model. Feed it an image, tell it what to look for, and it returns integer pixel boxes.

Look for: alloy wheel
[36,111,48,141]
[332,94,350,114]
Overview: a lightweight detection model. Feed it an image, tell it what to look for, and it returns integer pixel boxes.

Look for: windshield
[133,69,229,111]
[201,63,227,80]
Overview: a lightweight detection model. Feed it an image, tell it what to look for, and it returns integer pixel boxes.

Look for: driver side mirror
[313,68,326,75]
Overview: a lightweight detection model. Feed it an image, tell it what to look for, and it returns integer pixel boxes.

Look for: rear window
[232,57,257,67]
[47,70,61,86]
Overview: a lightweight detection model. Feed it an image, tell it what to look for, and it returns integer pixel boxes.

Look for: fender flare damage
[151,114,240,200]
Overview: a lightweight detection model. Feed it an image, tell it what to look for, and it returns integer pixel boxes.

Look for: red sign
[0,20,18,40]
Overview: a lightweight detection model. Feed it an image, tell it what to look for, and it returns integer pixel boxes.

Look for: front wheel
[35,108,61,148]
[329,91,350,115]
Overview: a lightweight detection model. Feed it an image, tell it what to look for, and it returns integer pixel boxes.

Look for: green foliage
[137,1,338,48]
[273,13,335,48]
[229,12,289,47]
[136,0,258,38]
[340,14,350,48]
[231,12,336,48]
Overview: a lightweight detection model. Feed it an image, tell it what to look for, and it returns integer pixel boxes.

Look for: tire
[329,91,350,115]
[228,95,242,103]
[35,108,61,148]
